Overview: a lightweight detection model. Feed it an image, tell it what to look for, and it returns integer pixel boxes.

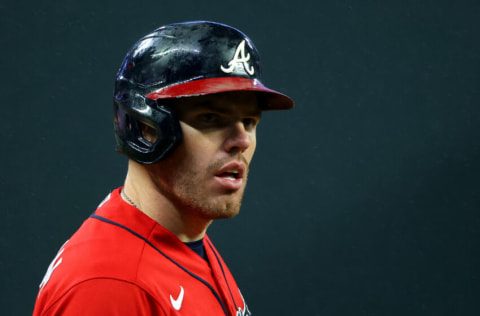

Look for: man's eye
[243,118,258,129]
[199,113,218,122]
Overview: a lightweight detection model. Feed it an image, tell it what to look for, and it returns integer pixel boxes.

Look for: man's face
[149,91,261,220]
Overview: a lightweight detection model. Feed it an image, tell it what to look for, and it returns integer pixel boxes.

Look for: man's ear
[141,123,158,144]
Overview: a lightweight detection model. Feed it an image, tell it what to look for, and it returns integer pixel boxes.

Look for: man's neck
[122,160,212,242]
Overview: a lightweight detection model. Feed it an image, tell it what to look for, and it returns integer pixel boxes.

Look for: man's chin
[194,199,243,220]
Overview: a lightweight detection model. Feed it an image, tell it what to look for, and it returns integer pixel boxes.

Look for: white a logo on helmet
[220,40,254,76]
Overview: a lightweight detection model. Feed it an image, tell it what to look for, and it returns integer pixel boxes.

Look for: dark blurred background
[1,0,479,315]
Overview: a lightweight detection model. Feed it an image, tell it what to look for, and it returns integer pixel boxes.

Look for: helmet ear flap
[114,97,183,164]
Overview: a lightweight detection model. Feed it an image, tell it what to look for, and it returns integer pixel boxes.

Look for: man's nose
[223,121,252,153]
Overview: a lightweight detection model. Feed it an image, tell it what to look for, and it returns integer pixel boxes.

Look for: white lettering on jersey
[97,192,112,209]
[220,40,254,76]
[236,290,252,316]
[38,241,68,294]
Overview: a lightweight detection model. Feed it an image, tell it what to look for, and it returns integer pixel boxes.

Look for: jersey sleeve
[39,278,165,316]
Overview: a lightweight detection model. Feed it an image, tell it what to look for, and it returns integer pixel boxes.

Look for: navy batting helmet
[113,21,294,164]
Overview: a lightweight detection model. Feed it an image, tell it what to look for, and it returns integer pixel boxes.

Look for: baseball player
[33,21,294,315]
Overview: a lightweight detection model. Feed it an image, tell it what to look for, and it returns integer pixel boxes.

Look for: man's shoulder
[37,217,147,293]
[67,219,147,278]
[33,277,165,316]
[33,212,162,313]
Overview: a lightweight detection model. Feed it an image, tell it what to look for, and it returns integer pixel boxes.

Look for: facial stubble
[158,155,250,220]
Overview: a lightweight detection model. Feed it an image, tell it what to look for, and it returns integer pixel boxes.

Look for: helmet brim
[145,77,294,111]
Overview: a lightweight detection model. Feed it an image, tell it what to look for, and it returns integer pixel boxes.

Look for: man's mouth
[214,161,246,190]
[216,170,240,181]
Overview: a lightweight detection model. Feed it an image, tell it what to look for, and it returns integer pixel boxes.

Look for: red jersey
[33,188,251,315]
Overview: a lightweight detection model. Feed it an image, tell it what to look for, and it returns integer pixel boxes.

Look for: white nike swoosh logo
[170,286,184,311]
